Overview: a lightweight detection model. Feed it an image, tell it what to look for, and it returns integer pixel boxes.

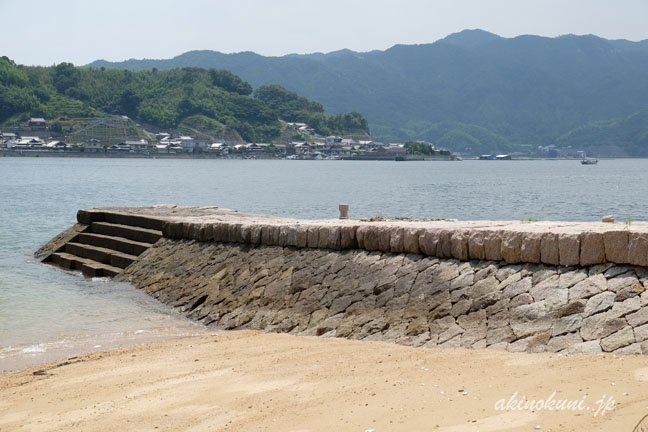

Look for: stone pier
[38,205,648,354]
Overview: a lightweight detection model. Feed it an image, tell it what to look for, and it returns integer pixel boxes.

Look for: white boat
[580,152,598,165]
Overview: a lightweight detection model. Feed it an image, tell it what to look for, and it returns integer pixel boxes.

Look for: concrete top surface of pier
[76,205,648,267]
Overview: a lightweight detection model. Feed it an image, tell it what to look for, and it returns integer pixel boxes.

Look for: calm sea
[0,157,646,369]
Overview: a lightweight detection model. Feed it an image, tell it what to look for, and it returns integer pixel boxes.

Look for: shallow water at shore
[1,157,646,369]
[0,325,213,373]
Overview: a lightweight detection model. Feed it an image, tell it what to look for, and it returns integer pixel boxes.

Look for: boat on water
[580,152,598,165]
[478,154,511,160]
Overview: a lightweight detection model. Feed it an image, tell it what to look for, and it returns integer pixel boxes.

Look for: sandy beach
[2,330,648,431]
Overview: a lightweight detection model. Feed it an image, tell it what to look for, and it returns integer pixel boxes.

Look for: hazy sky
[2,0,647,66]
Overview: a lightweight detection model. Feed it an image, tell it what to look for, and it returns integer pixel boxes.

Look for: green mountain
[557,110,648,157]
[87,30,648,156]
[0,57,368,142]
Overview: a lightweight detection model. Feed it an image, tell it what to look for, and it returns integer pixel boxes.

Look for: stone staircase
[44,220,163,278]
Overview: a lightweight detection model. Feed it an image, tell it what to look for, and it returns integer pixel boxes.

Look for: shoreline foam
[0,325,214,374]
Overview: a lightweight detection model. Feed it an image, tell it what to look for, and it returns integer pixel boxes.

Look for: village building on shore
[1,117,455,160]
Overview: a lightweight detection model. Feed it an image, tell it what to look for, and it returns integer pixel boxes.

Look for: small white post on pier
[339,204,349,219]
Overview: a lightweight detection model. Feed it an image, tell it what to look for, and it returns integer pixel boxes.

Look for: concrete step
[91,222,162,244]
[78,210,166,231]
[48,252,122,278]
[65,242,137,269]
[76,232,152,256]
[102,212,165,231]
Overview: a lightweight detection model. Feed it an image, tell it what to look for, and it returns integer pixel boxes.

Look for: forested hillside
[88,30,648,155]
[556,110,648,157]
[0,57,368,142]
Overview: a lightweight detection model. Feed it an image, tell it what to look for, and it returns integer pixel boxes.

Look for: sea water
[0,157,646,370]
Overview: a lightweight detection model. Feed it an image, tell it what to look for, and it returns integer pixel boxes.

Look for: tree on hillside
[209,69,253,95]
[118,89,142,117]
[0,56,28,86]
[1,58,370,142]
[254,84,324,121]
[52,62,81,93]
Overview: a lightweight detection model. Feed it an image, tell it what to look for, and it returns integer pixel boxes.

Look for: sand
[1,330,648,431]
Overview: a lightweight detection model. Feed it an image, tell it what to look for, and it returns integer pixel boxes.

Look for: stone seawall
[77,206,648,267]
[37,206,648,354]
[117,237,648,355]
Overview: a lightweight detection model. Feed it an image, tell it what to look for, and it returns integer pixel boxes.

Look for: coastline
[0,150,632,160]
[0,324,214,374]
[8,203,648,429]
[2,330,648,431]
[0,150,243,159]
[36,206,648,358]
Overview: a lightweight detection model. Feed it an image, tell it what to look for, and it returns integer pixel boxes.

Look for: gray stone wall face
[119,239,648,354]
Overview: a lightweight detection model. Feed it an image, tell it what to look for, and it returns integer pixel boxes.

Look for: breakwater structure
[37,205,648,355]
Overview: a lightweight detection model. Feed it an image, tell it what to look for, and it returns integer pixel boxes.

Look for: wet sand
[1,330,648,431]
[0,324,213,374]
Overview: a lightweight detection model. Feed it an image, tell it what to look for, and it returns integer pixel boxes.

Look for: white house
[28,118,47,129]
[13,137,45,149]
[82,139,103,152]
[292,142,311,155]
[325,136,343,146]
[178,136,208,151]
[155,144,169,154]
[209,143,229,154]
[179,136,196,150]
[45,140,67,150]
[122,140,150,151]
[1,132,17,143]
